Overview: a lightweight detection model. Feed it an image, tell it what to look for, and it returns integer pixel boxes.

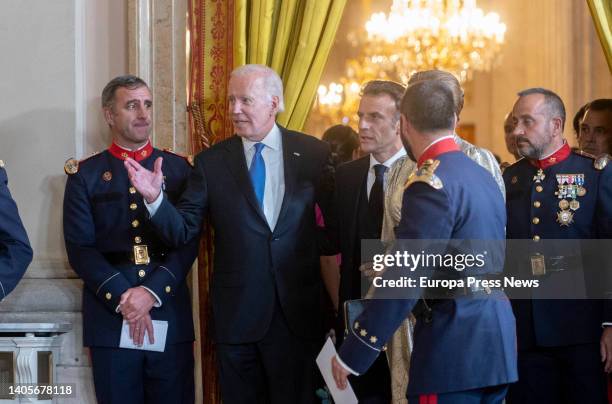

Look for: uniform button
[129,187,136,194]
[138,270,146,278]
[132,220,140,228]
[536,185,543,193]
[533,235,541,241]
[105,292,112,300]
[165,286,171,293]
[533,201,541,208]
[532,217,540,224]
[130,203,138,210]
[134,236,142,244]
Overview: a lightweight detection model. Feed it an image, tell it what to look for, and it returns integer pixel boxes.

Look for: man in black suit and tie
[328,80,406,403]
[124,64,332,403]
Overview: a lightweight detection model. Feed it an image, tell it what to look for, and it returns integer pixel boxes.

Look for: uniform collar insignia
[529,143,570,169]
[109,141,153,162]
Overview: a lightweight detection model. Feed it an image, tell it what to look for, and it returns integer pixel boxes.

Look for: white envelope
[119,320,168,352]
[316,337,358,404]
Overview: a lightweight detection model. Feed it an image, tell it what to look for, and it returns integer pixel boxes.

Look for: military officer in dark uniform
[503,88,612,404]
[0,160,32,301]
[63,75,197,404]
[332,80,517,403]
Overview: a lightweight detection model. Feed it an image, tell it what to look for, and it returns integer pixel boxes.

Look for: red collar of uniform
[417,137,460,167]
[108,141,153,162]
[529,142,570,169]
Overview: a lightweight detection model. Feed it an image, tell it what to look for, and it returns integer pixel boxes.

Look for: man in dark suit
[332,79,517,403]
[124,64,333,403]
[504,88,612,404]
[63,75,197,403]
[328,80,406,402]
[0,161,32,301]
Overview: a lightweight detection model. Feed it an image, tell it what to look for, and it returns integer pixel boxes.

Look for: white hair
[230,64,285,112]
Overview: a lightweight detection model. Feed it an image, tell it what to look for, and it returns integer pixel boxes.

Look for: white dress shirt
[241,124,285,230]
[367,147,407,199]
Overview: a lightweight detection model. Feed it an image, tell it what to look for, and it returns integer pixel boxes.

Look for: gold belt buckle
[530,253,546,276]
[133,244,150,265]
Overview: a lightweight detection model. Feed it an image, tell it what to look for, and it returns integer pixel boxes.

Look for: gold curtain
[234,0,347,131]
[587,0,612,72]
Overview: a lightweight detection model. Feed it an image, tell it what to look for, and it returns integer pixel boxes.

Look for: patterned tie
[249,143,266,208]
[368,164,388,236]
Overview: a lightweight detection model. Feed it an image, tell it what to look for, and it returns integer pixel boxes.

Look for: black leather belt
[104,250,166,265]
[424,284,502,299]
[544,255,580,272]
[413,283,503,324]
[529,254,581,276]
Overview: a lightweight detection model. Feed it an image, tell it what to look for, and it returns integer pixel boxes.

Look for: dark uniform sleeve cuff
[141,265,177,304]
[96,272,131,312]
[338,331,382,375]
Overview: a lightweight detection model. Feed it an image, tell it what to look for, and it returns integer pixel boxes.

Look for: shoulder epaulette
[404,159,443,190]
[163,148,194,167]
[594,154,610,170]
[64,151,101,175]
[573,149,596,159]
[571,150,610,170]
[501,157,525,173]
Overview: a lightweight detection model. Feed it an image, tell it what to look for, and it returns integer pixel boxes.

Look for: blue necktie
[249,143,266,208]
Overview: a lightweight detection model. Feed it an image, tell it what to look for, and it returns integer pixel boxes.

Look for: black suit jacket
[329,156,370,306]
[150,126,333,344]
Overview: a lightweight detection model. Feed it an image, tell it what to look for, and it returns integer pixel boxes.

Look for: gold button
[532,217,540,224]
[533,235,541,241]
[134,236,142,244]
[132,220,139,228]
[536,185,543,193]
[533,201,541,208]
[105,292,112,300]
[130,203,137,210]
[165,286,171,293]
[129,187,136,194]
[138,270,146,278]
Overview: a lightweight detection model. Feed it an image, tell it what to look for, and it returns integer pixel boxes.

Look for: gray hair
[361,80,406,123]
[517,87,566,131]
[231,64,285,112]
[101,75,149,108]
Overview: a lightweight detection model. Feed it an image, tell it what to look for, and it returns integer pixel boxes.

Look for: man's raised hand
[124,157,164,203]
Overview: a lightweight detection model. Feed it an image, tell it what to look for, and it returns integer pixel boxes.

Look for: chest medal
[554,173,585,227]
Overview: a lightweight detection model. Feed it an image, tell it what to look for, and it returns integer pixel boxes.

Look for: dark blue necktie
[249,143,266,208]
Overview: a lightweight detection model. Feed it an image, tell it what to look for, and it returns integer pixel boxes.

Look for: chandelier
[315,0,506,126]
